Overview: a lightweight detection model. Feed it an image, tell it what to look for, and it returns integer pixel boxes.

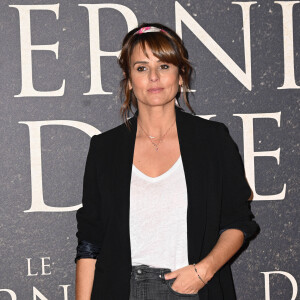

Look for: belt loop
[160,270,166,283]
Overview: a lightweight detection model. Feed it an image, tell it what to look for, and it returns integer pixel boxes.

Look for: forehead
[130,43,156,62]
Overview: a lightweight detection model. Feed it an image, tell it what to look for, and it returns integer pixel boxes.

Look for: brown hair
[118,22,195,128]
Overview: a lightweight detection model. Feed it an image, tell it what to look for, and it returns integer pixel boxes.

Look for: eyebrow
[133,60,161,67]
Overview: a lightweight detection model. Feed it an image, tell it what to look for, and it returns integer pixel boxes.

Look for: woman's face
[128,43,182,108]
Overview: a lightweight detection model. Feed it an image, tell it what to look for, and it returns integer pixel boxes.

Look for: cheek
[132,76,148,90]
[165,74,180,88]
[131,80,143,91]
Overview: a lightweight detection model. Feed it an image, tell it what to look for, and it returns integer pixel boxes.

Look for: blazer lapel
[175,106,208,263]
[112,105,208,269]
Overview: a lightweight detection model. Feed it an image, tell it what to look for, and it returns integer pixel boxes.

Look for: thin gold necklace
[138,117,176,151]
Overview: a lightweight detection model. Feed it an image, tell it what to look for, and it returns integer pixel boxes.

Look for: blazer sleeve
[218,123,259,242]
[76,135,105,248]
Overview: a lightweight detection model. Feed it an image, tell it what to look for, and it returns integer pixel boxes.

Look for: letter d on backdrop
[19,120,100,212]
[0,290,17,300]
[261,271,298,300]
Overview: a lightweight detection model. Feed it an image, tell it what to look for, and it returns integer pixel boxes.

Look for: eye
[160,64,169,70]
[137,66,146,72]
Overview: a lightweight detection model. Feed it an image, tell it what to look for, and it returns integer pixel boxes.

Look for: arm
[196,123,259,284]
[75,136,105,298]
[217,123,258,241]
[195,229,244,282]
[164,123,259,294]
[164,229,244,294]
[76,259,96,300]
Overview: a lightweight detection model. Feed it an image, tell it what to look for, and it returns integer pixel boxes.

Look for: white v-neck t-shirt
[129,155,189,271]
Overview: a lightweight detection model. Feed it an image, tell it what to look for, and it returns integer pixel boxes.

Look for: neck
[136,102,176,137]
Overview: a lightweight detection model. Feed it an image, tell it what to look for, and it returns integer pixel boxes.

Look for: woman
[75,23,259,299]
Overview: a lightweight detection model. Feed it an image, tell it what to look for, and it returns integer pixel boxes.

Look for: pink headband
[134,26,167,35]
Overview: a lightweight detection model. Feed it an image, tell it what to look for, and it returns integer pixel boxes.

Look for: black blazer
[76,105,259,299]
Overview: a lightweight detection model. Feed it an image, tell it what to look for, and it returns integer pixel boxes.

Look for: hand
[164,264,207,294]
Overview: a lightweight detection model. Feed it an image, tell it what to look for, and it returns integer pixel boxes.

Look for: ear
[128,80,132,90]
[178,75,183,87]
[123,71,132,90]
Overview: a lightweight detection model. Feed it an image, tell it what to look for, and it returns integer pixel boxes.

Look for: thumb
[164,271,178,280]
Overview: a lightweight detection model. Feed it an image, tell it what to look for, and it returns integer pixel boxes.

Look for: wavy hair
[118,22,195,129]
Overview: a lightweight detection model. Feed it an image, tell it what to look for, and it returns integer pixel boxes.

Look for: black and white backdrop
[0,0,299,299]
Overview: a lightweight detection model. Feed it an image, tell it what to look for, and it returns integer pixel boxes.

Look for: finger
[164,271,177,280]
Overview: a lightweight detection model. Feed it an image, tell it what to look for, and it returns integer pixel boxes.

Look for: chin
[137,97,176,108]
[147,99,174,106]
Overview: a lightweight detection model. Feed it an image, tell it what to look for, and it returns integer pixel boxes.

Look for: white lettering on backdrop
[27,257,51,276]
[9,2,299,96]
[19,121,100,212]
[261,271,298,300]
[9,4,65,97]
[176,1,256,90]
[78,4,138,95]
[0,290,17,300]
[0,286,70,300]
[234,112,286,200]
[275,1,300,89]
[19,112,285,212]
[33,285,70,300]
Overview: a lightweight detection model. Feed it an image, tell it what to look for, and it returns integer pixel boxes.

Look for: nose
[149,68,159,82]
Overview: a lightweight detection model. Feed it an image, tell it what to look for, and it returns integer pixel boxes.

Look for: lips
[148,88,163,93]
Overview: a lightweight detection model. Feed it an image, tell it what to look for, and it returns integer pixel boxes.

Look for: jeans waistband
[131,265,171,281]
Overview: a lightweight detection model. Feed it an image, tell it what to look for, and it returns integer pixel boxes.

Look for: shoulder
[86,121,129,168]
[179,108,229,139]
[90,120,129,145]
[182,111,242,162]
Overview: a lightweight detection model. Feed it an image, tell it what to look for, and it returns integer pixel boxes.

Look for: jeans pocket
[166,278,199,297]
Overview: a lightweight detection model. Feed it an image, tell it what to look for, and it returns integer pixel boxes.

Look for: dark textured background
[0,0,299,299]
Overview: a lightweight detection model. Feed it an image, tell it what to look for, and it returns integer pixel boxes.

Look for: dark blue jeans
[129,265,200,299]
